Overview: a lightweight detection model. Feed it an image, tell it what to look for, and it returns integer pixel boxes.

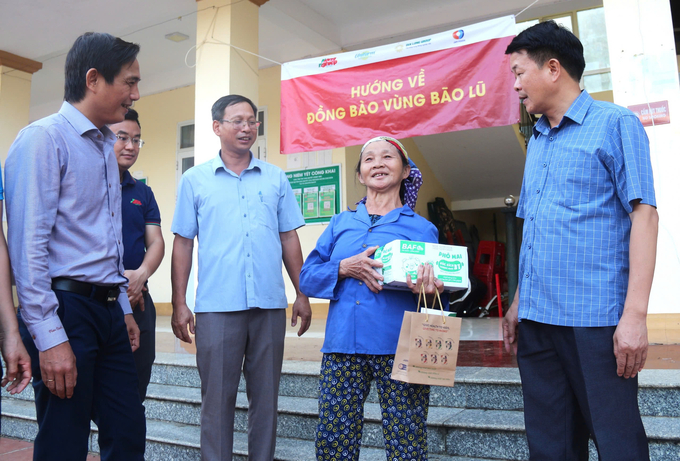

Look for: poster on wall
[280,15,518,154]
[286,165,341,224]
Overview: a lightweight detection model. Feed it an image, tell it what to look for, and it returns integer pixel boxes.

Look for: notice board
[286,165,341,224]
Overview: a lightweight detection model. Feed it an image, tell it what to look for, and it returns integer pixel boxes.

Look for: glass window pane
[583,72,612,93]
[180,124,195,149]
[551,15,573,33]
[578,8,611,73]
[182,157,194,174]
[258,110,265,137]
[516,20,538,35]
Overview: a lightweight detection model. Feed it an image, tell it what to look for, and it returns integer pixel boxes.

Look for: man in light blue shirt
[5,33,146,460]
[171,94,311,461]
[502,22,657,460]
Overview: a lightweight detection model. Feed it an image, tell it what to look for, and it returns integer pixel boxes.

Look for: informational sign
[286,165,341,224]
[627,100,670,127]
[280,15,518,154]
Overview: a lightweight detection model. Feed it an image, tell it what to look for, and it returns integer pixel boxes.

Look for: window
[577,8,612,93]
[179,123,194,149]
[176,121,195,191]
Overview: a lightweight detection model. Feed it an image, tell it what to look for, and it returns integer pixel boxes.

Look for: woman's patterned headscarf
[356,136,423,210]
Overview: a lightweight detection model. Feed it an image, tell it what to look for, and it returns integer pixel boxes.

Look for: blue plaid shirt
[517,91,656,327]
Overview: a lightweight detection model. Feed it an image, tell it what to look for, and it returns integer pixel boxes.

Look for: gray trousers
[196,309,286,461]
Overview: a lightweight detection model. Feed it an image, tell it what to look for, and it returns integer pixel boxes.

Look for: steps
[3,352,680,460]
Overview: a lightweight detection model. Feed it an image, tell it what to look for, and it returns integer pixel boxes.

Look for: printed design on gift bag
[392,284,462,386]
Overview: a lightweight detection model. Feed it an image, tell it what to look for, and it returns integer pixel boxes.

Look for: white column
[603,0,680,314]
[194,0,259,165]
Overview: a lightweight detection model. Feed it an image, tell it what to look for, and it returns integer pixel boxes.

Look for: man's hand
[124,268,147,311]
[172,302,195,344]
[39,342,77,399]
[613,311,648,379]
[1,330,32,394]
[502,294,520,356]
[124,314,140,352]
[339,246,384,293]
[291,293,312,337]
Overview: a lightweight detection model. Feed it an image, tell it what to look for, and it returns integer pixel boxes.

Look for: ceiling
[0,0,600,208]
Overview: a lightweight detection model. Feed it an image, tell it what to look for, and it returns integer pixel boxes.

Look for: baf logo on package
[373,240,469,292]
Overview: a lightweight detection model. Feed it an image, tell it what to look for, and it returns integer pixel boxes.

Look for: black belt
[51,278,120,304]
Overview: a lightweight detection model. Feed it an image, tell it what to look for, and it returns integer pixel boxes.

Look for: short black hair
[64,32,140,103]
[211,95,258,121]
[505,20,585,82]
[124,108,141,129]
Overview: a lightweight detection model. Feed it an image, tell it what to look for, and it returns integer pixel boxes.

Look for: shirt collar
[58,101,115,140]
[533,90,593,138]
[211,152,261,175]
[353,202,414,226]
[121,170,136,187]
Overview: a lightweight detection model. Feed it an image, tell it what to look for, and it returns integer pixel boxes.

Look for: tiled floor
[3,314,677,458]
[0,437,99,460]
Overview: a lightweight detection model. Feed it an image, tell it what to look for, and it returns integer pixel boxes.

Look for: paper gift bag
[391,288,462,387]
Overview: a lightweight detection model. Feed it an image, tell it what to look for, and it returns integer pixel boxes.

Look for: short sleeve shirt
[517,91,656,327]
[171,154,305,312]
[121,170,161,271]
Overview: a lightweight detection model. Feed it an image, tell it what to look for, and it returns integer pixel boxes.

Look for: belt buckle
[106,289,119,303]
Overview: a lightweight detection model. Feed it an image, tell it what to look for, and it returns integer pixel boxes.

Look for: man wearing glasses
[110,108,165,402]
[171,94,312,460]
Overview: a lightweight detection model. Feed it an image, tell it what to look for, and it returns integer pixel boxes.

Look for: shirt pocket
[255,195,278,230]
[554,155,603,207]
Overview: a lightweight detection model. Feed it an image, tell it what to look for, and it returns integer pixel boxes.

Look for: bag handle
[416,283,446,324]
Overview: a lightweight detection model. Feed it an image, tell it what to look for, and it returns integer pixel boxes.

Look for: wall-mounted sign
[286,165,341,224]
[628,100,670,127]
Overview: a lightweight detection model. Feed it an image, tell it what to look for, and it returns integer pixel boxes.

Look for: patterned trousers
[315,353,429,461]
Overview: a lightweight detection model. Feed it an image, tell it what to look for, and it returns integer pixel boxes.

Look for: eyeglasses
[115,134,145,148]
[219,119,261,129]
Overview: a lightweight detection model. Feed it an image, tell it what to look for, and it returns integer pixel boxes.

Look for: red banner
[280,18,518,154]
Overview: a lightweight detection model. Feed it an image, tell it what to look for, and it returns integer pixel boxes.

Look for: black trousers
[19,291,146,461]
[517,320,649,461]
[132,290,156,402]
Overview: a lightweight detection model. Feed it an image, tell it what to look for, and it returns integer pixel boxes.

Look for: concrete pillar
[194,0,259,164]
[603,0,680,315]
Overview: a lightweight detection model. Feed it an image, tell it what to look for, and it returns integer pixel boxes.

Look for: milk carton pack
[373,240,469,292]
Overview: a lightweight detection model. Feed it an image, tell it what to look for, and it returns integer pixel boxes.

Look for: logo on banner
[405,38,432,50]
[453,29,465,41]
[395,44,405,52]
[319,57,337,68]
[355,51,376,61]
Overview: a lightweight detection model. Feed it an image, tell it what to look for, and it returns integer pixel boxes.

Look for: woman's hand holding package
[406,263,444,298]
[339,245,384,293]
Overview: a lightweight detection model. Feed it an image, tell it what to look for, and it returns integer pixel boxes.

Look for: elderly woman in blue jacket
[300,136,444,461]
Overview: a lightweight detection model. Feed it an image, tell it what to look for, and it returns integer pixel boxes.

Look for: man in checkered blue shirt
[502,21,658,460]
